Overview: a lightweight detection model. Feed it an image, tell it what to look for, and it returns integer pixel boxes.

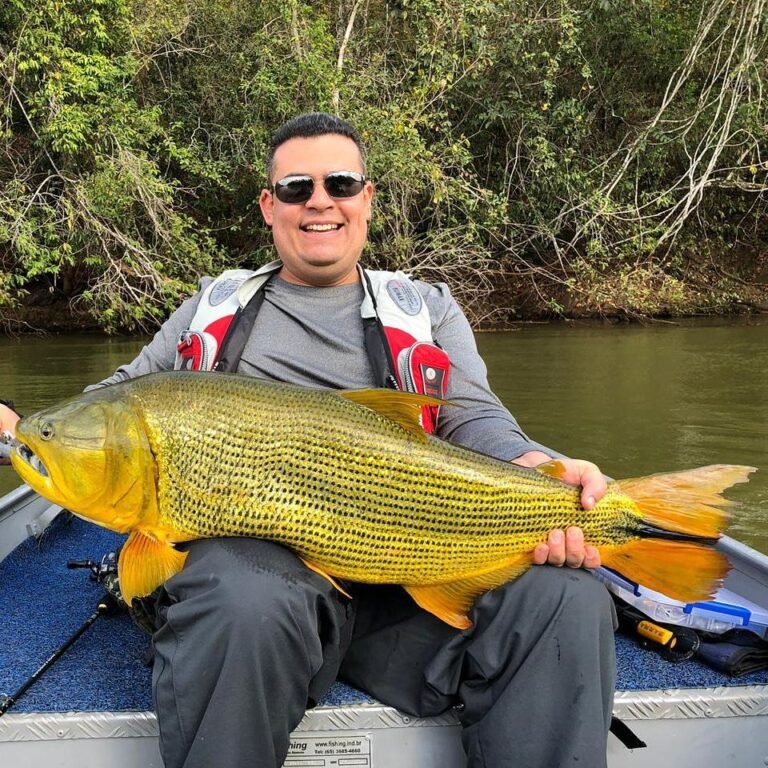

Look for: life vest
[175,264,276,374]
[175,261,451,432]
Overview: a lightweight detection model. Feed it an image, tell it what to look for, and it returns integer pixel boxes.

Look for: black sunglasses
[271,171,366,204]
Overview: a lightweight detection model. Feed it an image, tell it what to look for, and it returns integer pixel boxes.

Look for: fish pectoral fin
[338,389,447,439]
[404,554,531,630]
[601,539,730,603]
[300,558,353,599]
[118,529,188,605]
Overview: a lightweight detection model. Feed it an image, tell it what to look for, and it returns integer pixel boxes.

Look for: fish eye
[40,422,55,441]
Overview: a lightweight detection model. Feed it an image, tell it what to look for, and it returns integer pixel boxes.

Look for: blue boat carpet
[1,514,765,714]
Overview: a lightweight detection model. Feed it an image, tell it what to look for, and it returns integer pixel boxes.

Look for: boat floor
[2,513,767,715]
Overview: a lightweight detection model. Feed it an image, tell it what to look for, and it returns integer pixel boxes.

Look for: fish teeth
[19,444,48,477]
[32,454,48,477]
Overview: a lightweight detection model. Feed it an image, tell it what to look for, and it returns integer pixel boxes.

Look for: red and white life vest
[175,264,277,372]
[175,261,451,432]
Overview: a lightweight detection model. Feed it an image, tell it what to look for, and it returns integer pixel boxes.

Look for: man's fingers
[533,528,601,569]
[565,527,585,568]
[533,543,549,565]
[583,544,601,569]
[0,404,20,435]
[0,424,15,466]
[545,529,566,566]
[579,464,608,510]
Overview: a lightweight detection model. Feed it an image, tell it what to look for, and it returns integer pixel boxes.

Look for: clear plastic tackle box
[594,566,768,638]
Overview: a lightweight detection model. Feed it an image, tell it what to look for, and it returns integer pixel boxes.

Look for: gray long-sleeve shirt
[92,273,557,462]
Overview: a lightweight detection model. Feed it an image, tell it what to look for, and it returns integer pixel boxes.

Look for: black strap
[610,716,647,750]
[213,279,271,373]
[360,269,399,390]
[362,318,399,390]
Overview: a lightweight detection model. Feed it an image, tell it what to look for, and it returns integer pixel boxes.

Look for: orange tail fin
[602,464,756,603]
[616,464,755,539]
[601,539,730,602]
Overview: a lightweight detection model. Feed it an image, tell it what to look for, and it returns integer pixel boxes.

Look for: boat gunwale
[3,682,768,746]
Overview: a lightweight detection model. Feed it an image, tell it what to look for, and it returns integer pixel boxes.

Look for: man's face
[259,134,374,287]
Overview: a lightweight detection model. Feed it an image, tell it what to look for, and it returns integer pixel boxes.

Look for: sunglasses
[271,171,367,204]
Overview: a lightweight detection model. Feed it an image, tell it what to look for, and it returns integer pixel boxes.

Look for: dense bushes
[1,0,766,329]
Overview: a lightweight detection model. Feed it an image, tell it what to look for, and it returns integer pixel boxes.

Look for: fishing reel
[68,550,157,636]
[67,551,123,608]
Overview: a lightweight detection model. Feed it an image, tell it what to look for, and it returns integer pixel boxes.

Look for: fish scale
[129,372,639,584]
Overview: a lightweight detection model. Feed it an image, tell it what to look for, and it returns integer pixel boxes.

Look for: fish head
[11,388,156,533]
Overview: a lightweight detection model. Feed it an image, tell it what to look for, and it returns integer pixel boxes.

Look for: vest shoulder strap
[175,262,281,372]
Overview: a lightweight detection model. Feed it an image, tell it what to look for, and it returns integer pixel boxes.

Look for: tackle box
[594,567,768,638]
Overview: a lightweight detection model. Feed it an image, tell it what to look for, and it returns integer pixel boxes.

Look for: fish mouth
[13,441,49,478]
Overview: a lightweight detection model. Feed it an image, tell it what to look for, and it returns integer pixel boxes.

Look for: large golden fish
[10,371,754,628]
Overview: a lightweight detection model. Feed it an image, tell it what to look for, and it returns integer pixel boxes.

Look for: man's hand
[0,403,20,466]
[532,526,601,569]
[511,451,606,570]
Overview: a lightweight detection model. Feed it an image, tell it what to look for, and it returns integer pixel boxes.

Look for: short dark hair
[266,112,367,180]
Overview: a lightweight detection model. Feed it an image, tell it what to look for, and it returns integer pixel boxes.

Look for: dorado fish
[10,371,755,629]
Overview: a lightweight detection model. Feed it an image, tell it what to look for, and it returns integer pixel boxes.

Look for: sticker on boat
[286,734,371,766]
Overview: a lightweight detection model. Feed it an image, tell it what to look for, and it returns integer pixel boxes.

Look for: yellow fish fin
[117,529,188,605]
[338,389,446,439]
[535,459,571,481]
[301,558,353,599]
[602,539,730,603]
[404,554,531,630]
[616,464,756,539]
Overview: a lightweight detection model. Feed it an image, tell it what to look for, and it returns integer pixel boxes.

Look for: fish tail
[601,464,756,603]
[617,464,756,539]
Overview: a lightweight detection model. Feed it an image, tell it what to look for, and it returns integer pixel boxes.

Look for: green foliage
[1,0,766,329]
[0,0,223,329]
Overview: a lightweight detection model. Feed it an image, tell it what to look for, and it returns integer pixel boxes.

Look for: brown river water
[1,317,766,554]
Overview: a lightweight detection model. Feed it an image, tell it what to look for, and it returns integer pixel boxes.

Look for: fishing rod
[0,553,123,717]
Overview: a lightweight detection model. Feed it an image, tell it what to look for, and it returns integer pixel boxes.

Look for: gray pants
[152,539,617,768]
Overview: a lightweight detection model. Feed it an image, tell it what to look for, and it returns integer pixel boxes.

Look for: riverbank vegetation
[1,0,766,332]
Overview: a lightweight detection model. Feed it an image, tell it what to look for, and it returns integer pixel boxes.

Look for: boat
[1,483,767,767]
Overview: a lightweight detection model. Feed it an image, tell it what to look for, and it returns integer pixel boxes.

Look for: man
[0,113,616,768]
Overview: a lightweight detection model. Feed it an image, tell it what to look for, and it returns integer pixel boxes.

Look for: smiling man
[259,132,374,286]
[0,113,617,768]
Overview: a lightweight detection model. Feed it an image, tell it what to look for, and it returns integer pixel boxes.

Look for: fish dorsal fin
[404,553,531,629]
[118,529,188,605]
[339,388,445,438]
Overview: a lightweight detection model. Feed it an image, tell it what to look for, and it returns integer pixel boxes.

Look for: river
[1,317,766,553]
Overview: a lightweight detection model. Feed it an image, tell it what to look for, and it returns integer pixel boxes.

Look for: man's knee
[159,538,342,642]
[473,565,616,635]
[530,566,615,619]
